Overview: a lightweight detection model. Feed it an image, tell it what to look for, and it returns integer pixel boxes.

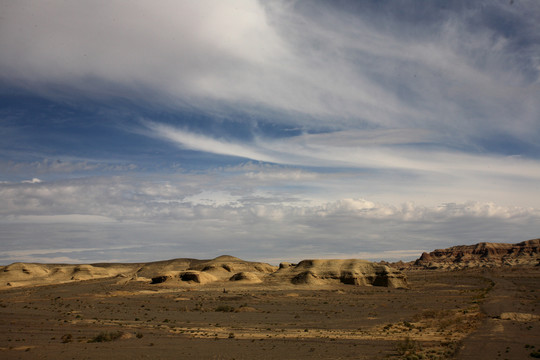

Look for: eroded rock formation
[271,259,408,288]
[0,255,408,289]
[414,239,540,269]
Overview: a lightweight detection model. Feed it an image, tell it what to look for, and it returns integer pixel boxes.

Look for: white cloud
[1,0,538,143]
[267,250,430,264]
[1,172,538,264]
[144,121,275,162]
[181,191,243,208]
[21,178,42,184]
[144,123,540,207]
[0,214,118,224]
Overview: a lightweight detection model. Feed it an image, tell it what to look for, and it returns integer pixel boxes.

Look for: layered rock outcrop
[1,256,407,289]
[271,259,408,288]
[414,239,540,269]
[138,255,277,285]
[0,262,135,287]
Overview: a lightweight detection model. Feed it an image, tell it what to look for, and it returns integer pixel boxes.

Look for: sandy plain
[1,267,539,360]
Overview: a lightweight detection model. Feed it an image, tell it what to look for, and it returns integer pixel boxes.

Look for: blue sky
[1,0,539,264]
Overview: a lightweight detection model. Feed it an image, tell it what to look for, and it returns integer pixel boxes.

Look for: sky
[1,0,539,265]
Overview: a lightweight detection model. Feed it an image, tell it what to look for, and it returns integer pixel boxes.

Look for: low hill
[0,256,408,289]
[270,259,408,288]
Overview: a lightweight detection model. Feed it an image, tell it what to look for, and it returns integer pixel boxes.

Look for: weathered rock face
[0,262,135,287]
[136,256,278,285]
[150,275,171,284]
[271,259,408,288]
[0,256,279,288]
[414,239,540,269]
[179,271,217,284]
[228,271,262,283]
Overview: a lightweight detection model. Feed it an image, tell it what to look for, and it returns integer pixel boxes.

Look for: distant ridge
[414,238,540,270]
[0,255,407,289]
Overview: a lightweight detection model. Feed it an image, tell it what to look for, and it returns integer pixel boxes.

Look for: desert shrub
[530,351,540,358]
[61,334,72,343]
[403,321,414,329]
[395,337,421,356]
[215,305,235,312]
[136,332,143,339]
[88,331,124,343]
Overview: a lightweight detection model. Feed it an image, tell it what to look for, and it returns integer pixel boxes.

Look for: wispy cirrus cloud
[144,123,540,206]
[1,1,539,146]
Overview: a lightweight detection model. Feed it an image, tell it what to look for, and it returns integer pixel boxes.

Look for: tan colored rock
[229,271,263,283]
[500,312,540,321]
[0,255,407,289]
[271,259,408,288]
[414,239,540,269]
[179,270,217,284]
[1,263,50,281]
[190,256,277,280]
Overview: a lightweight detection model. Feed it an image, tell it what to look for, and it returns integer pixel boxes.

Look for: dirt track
[457,268,540,359]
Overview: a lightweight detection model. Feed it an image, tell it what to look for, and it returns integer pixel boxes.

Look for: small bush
[61,334,72,343]
[530,351,540,358]
[88,331,124,343]
[395,337,420,356]
[215,305,235,312]
[403,321,414,329]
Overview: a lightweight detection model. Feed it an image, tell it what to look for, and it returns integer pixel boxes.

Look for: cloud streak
[145,123,540,206]
[1,1,539,146]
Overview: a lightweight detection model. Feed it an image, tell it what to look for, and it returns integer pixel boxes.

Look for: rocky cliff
[414,238,540,269]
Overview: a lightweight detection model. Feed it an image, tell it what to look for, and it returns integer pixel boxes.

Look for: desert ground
[1,264,539,359]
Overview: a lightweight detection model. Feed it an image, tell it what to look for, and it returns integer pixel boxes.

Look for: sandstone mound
[0,255,279,289]
[135,258,195,279]
[135,255,277,283]
[70,265,115,280]
[229,271,263,283]
[189,256,277,278]
[1,255,409,289]
[278,262,295,269]
[1,263,50,281]
[0,262,138,288]
[179,270,217,284]
[135,256,277,285]
[414,238,540,270]
[271,259,408,288]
